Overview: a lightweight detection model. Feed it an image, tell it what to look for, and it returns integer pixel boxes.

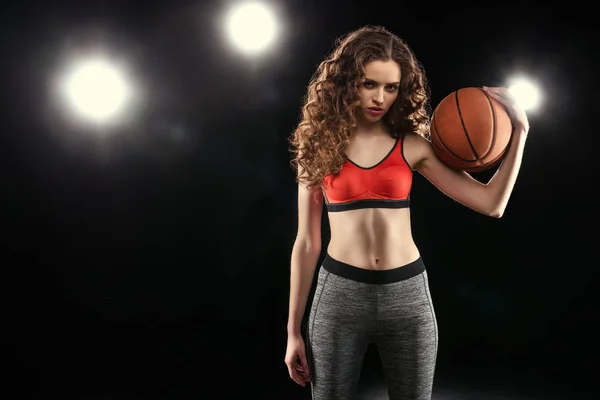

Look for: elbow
[485,192,506,218]
[488,204,505,219]
[305,244,322,254]
[294,238,322,255]
[489,209,503,219]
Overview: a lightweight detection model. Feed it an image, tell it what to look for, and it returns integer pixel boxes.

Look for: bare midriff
[326,207,421,270]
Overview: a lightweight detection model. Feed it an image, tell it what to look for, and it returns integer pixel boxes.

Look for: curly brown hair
[288,25,431,191]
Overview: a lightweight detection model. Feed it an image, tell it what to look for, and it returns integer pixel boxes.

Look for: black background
[4,1,597,399]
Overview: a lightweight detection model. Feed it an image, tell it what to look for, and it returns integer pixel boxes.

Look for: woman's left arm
[479,86,529,218]
[413,86,529,218]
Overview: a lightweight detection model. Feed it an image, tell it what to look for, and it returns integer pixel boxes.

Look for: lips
[368,107,383,111]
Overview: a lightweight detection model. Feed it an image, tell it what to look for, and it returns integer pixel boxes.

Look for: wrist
[287,324,301,336]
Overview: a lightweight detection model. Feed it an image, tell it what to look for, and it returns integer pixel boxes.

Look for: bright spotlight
[61,57,132,123]
[508,77,541,112]
[225,1,278,55]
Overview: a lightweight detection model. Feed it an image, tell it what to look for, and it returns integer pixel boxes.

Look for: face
[357,59,401,124]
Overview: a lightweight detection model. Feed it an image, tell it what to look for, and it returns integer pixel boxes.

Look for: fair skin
[285,59,529,386]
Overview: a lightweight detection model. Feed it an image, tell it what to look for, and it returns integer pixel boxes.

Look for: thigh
[306,268,375,400]
[376,271,438,400]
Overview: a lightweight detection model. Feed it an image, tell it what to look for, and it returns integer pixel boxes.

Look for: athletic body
[285,25,529,400]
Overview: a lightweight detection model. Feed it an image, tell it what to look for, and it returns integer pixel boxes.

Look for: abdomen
[326,208,420,270]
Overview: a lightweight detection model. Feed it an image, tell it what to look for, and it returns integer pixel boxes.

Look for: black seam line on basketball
[432,107,476,162]
[431,119,448,153]
[477,87,496,159]
[455,89,480,160]
[431,111,457,158]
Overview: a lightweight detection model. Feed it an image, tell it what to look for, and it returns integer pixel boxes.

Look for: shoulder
[401,132,435,170]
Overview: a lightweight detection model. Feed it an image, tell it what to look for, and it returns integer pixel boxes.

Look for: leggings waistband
[322,254,425,284]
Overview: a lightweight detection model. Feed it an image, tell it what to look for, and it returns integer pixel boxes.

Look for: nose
[373,88,385,104]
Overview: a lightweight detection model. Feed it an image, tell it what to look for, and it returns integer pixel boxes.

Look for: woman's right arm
[287,178,323,336]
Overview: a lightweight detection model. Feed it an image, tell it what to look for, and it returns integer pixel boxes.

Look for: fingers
[482,86,513,103]
[482,86,509,97]
[289,367,306,387]
[482,86,513,109]
[285,356,311,387]
[288,363,308,386]
[482,85,529,130]
[299,354,311,381]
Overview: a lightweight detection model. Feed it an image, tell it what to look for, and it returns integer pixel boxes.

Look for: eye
[363,81,399,91]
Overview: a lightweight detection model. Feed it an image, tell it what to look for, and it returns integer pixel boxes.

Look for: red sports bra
[322,136,413,212]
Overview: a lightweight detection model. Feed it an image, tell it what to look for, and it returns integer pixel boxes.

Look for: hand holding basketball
[483,86,529,133]
[430,87,514,172]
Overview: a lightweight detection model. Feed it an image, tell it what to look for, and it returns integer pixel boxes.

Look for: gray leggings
[306,254,438,400]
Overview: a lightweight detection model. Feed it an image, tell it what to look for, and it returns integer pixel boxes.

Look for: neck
[354,119,389,138]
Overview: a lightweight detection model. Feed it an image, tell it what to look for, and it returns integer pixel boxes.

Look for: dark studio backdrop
[4,0,598,399]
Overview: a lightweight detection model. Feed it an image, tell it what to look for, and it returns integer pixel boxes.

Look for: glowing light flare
[225,2,279,54]
[61,58,132,123]
[508,77,542,112]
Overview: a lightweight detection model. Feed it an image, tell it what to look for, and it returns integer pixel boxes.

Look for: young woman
[285,25,529,400]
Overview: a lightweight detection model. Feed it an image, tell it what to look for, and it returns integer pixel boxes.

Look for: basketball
[430,87,513,172]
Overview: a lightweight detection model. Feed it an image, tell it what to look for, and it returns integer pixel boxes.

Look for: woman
[284,25,529,400]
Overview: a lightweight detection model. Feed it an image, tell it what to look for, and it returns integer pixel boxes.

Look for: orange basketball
[430,87,512,172]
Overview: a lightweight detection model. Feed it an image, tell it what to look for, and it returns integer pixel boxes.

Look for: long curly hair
[288,25,431,191]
